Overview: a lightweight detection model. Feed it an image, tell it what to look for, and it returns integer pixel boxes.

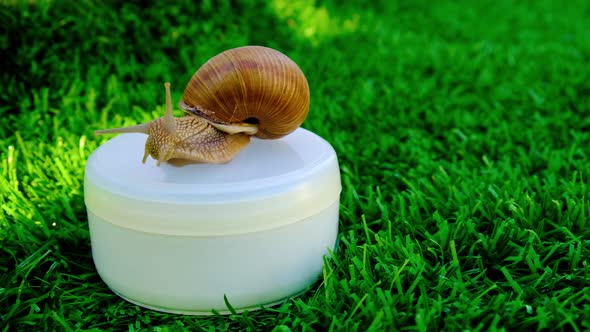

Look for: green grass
[1,0,590,330]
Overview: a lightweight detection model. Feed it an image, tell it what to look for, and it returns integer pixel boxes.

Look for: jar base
[111,288,308,315]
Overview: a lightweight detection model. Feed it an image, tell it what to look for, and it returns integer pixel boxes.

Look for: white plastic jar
[84,128,341,314]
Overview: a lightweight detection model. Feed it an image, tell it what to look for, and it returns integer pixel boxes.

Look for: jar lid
[84,128,341,236]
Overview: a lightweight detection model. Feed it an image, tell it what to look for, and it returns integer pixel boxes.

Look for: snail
[94,46,310,166]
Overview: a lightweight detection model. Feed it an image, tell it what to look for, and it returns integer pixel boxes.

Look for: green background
[1,0,589,330]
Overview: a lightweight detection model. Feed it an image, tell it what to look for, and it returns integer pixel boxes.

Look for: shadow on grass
[0,0,361,118]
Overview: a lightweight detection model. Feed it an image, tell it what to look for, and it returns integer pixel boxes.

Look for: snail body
[95,46,310,166]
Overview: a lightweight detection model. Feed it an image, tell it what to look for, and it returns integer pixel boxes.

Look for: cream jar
[84,128,341,314]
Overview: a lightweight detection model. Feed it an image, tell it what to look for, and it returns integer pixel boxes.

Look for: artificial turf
[1,0,589,330]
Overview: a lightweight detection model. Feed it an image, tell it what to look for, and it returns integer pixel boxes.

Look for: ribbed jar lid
[84,128,341,236]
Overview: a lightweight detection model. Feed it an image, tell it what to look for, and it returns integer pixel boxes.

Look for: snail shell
[180,46,309,139]
[94,46,310,166]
